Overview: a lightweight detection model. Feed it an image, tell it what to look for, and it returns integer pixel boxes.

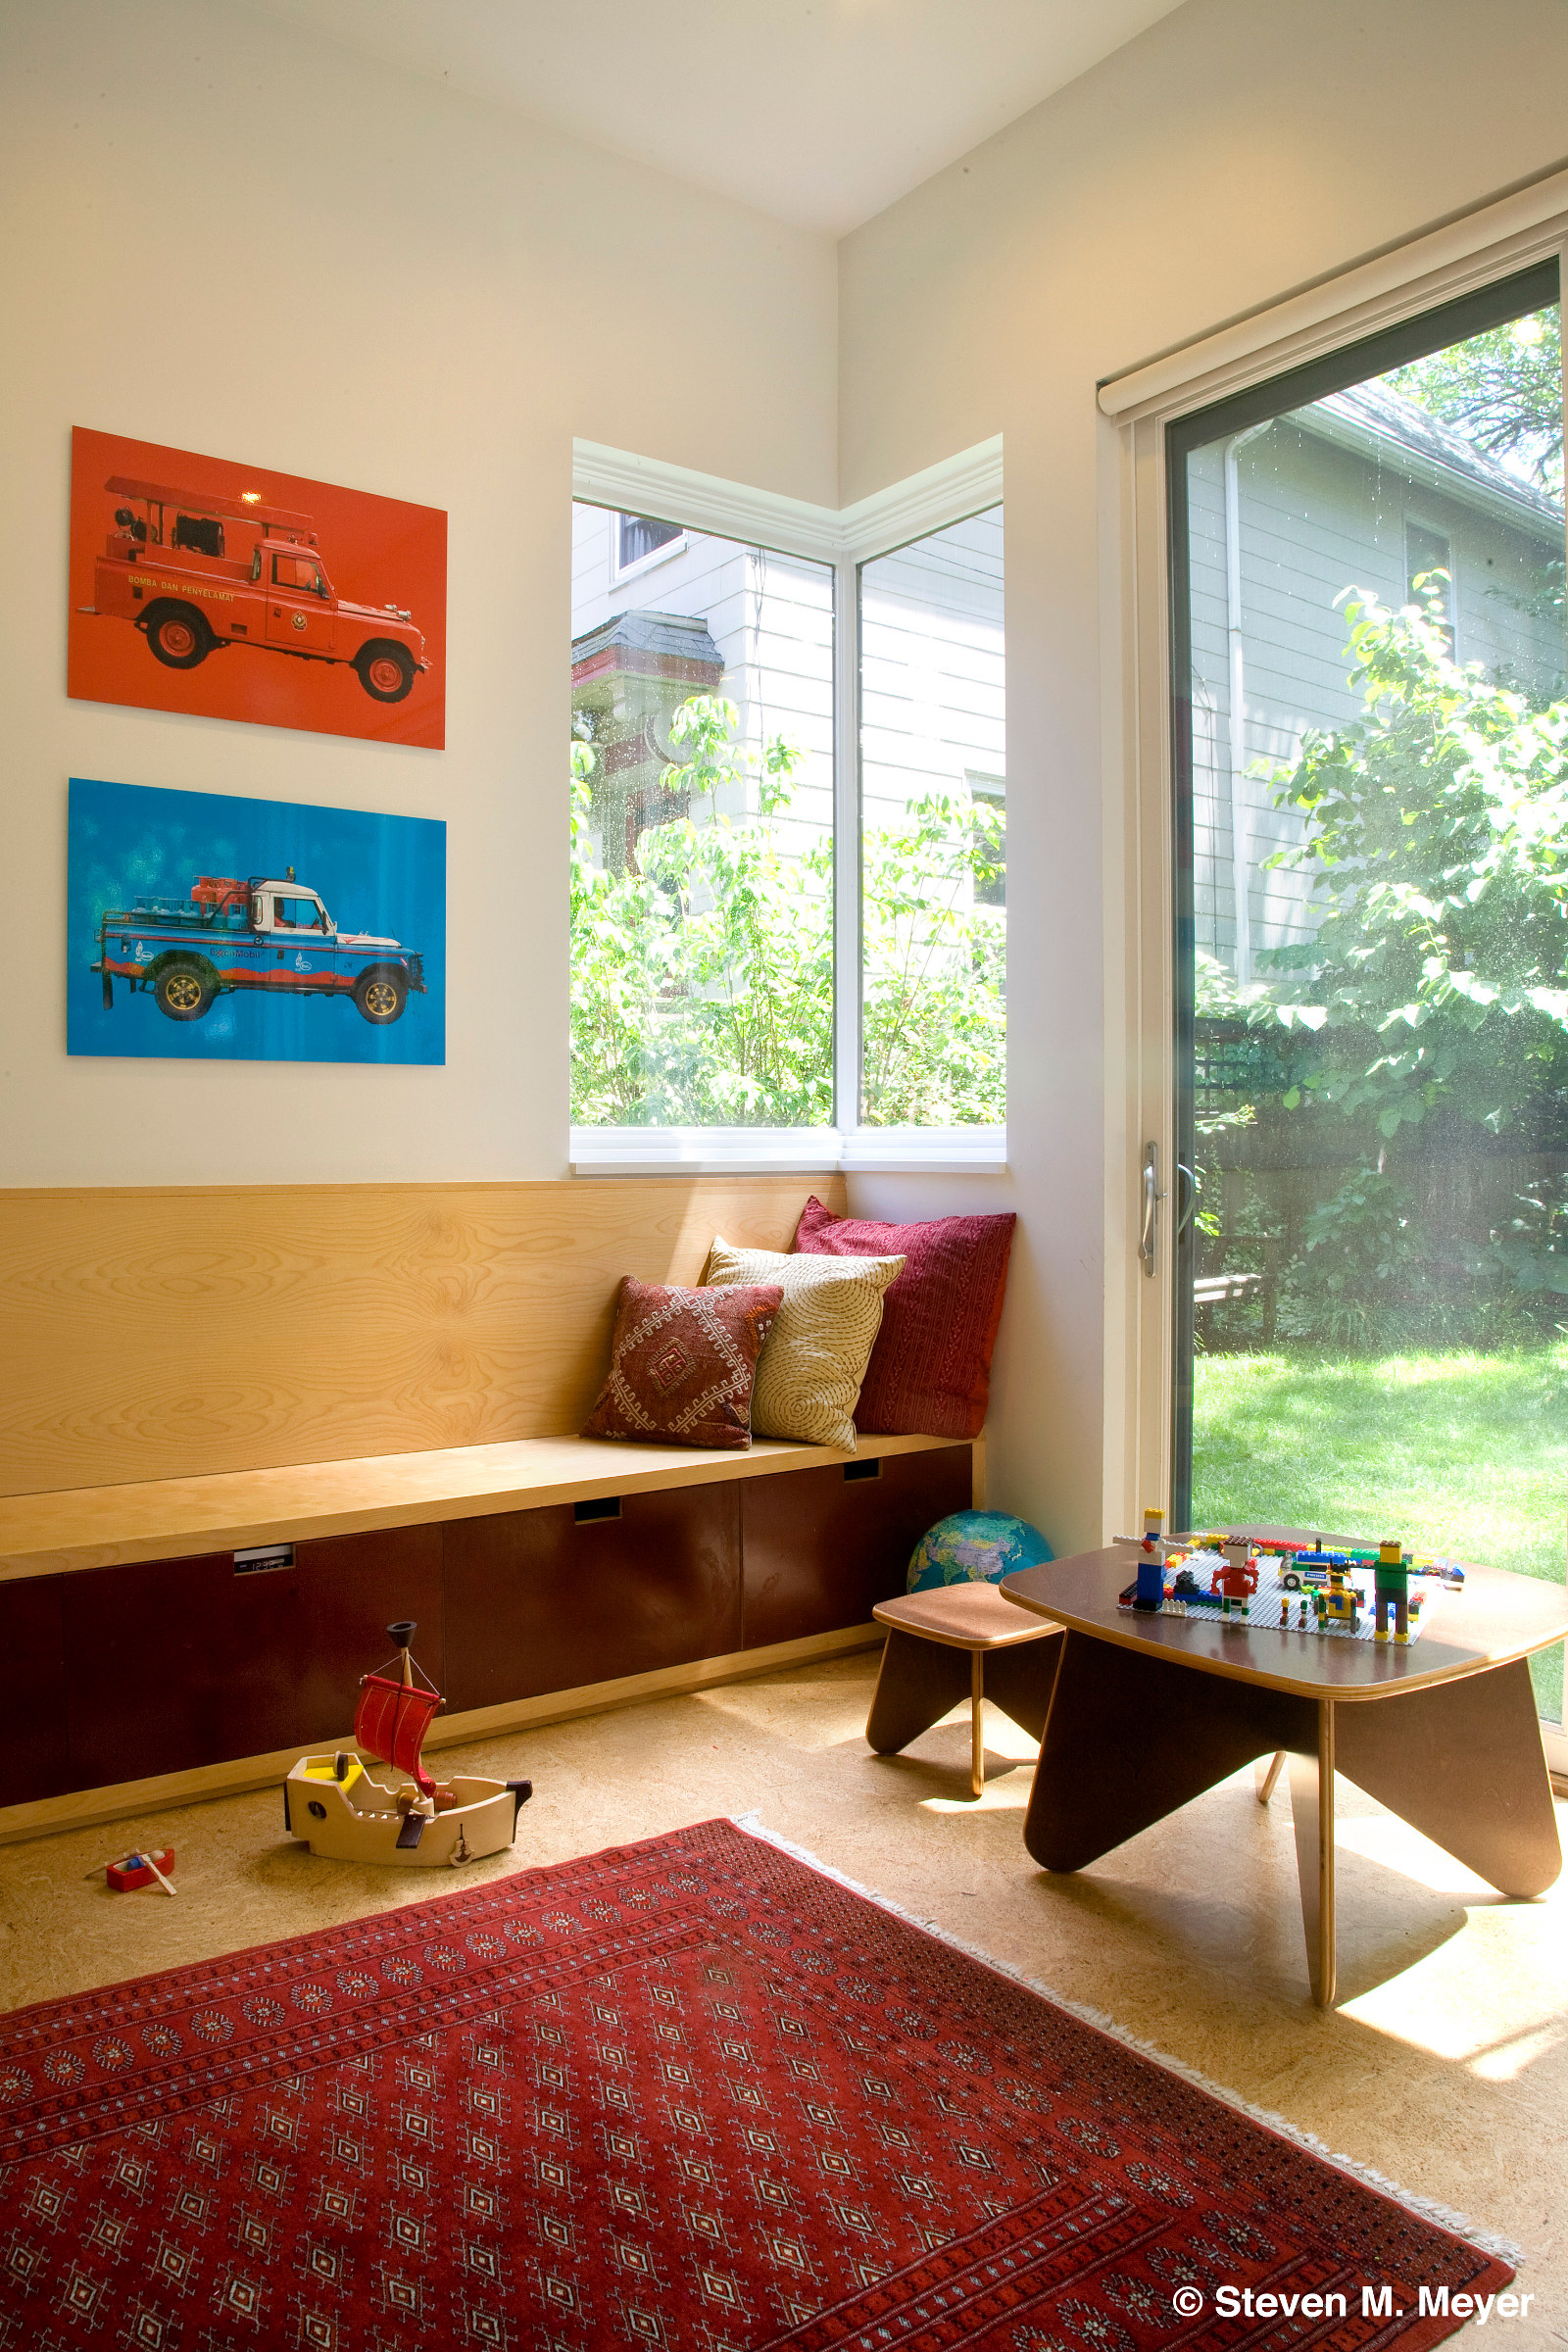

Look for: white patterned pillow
[701,1236,905,1451]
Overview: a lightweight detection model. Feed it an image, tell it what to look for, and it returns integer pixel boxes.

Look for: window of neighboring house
[615,513,684,578]
[569,499,835,1130]
[1405,518,1455,653]
[858,506,1005,1129]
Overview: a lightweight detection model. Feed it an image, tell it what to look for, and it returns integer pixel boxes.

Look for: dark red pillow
[791,1197,1014,1440]
[581,1277,783,1450]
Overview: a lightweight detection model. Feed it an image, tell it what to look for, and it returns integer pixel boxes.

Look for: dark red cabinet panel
[741,1446,973,1648]
[227,1526,444,1760]
[66,1551,239,1787]
[443,1486,741,1713]
[0,1576,68,1803]
[63,1528,442,1789]
[45,1446,971,1794]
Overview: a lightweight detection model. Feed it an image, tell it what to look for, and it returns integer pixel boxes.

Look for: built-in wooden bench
[0,1176,980,1842]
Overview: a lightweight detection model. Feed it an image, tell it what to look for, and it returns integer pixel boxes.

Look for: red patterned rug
[0,1817,1513,2351]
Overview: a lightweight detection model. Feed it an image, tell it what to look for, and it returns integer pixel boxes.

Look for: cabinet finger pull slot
[573,1495,621,1525]
[234,1543,294,1575]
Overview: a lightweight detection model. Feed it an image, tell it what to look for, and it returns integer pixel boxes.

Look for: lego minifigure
[1374,1538,1410,1643]
[1133,1505,1167,1613]
[1315,1564,1360,1631]
[1209,1536,1258,1622]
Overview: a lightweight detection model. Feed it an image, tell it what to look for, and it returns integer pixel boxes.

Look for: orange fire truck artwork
[79,473,429,704]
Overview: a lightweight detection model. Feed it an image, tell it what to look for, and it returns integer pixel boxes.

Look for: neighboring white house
[569,502,1005,891]
[1188,373,1564,980]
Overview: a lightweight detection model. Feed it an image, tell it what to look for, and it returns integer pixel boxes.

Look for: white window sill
[569,1126,1008,1177]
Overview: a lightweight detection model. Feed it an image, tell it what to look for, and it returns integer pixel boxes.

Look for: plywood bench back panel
[0,1176,844,1496]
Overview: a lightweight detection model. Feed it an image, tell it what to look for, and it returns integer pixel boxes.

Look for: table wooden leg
[1022,1632,1315,1872]
[1254,1750,1286,1805]
[1289,1704,1337,2008]
[865,1629,973,1758]
[1334,1657,1561,1898]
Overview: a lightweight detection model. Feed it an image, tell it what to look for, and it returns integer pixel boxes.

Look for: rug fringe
[729,1811,1525,2271]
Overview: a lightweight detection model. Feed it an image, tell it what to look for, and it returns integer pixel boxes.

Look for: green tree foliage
[1256,586,1568,1144]
[1237,586,1568,1320]
[569,697,1004,1128]
[1390,308,1563,497]
[861,792,1004,1126]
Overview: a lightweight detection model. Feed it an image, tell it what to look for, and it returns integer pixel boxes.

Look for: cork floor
[2,1649,1565,2341]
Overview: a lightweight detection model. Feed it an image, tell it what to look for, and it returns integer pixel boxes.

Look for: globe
[907,1509,1054,1593]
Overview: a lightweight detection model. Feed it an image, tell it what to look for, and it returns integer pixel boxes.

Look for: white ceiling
[243,0,1190,236]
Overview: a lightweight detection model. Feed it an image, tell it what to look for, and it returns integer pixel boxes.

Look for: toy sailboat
[284,1620,531,1868]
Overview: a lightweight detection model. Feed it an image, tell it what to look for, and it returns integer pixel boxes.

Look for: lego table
[1001,1526,1567,2005]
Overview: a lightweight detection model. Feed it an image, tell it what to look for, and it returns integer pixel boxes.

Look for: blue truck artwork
[94,868,427,1026]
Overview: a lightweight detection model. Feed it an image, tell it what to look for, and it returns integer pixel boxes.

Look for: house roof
[1289,378,1564,542]
[571,609,725,688]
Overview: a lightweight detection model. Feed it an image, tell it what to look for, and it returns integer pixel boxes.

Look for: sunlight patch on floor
[692,1681,874,1751]
[1332,1809,1499,1896]
[922,1768,1033,1814]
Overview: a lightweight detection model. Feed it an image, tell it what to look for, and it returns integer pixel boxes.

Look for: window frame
[569,437,1005,1175]
[1103,175,1568,1772]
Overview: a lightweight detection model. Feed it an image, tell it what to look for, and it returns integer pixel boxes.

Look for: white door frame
[1101,171,1568,1774]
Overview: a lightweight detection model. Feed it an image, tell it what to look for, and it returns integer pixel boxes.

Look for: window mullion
[832,552,862,1139]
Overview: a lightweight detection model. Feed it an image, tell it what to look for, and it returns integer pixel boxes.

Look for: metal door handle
[1139,1143,1163,1278]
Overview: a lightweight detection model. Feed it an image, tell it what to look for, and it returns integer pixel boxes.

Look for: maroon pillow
[581,1277,783,1450]
[791,1197,1014,1440]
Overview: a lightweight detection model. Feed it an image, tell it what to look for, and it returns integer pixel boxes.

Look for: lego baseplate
[1120,1549,1438,1642]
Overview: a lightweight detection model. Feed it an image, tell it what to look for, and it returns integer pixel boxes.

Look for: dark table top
[1001,1525,1568,1701]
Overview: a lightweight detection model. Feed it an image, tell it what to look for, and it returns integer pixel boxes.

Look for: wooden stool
[867,1584,1063,1797]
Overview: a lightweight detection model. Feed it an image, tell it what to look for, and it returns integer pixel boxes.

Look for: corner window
[858,507,1005,1127]
[568,457,1005,1164]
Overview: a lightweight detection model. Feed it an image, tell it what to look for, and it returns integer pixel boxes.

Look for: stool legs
[868,1623,1063,1800]
[866,1629,973,1760]
[970,1654,985,1798]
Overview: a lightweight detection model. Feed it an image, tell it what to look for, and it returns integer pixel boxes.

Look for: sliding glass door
[1169,263,1567,1733]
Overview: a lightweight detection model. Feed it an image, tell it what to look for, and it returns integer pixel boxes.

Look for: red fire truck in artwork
[79,475,429,703]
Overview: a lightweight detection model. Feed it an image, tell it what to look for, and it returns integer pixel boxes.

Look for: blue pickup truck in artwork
[95,870,427,1025]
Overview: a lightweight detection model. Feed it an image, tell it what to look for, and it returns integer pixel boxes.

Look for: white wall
[837,0,1568,1551]
[0,0,836,1186]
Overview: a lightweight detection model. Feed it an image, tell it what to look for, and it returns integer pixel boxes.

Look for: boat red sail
[354,1673,440,1797]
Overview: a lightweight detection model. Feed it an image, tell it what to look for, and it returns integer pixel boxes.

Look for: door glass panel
[1175,279,1566,1726]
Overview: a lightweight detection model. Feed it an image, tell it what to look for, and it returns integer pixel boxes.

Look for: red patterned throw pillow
[581,1277,784,1450]
[792,1196,1015,1440]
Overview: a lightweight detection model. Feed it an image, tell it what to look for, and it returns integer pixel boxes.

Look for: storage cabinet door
[64,1529,443,1788]
[741,1445,973,1647]
[65,1552,237,1787]
[226,1526,444,1760]
[0,1577,68,1803]
[444,1486,742,1713]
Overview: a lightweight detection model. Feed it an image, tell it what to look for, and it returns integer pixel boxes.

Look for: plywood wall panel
[0,1177,845,1496]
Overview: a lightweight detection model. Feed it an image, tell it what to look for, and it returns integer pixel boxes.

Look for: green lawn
[1193,1341,1567,1722]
